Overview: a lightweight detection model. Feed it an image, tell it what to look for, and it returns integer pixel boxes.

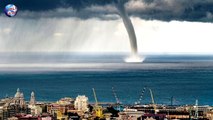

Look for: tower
[30,91,36,106]
[194,99,199,119]
[14,88,21,98]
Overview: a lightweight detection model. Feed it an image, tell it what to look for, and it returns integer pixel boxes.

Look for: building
[74,95,89,112]
[206,111,213,120]
[118,109,144,120]
[0,106,3,120]
[13,88,26,108]
[1,89,30,120]
[28,105,42,116]
[7,117,18,120]
[47,97,75,120]
[13,114,53,120]
[47,97,74,115]
[56,97,74,105]
[28,92,42,116]
[30,92,36,106]
[142,114,166,120]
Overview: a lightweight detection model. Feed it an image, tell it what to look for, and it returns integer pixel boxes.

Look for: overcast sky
[0,0,213,54]
[1,0,213,21]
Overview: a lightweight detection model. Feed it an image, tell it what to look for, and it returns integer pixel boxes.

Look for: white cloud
[53,33,63,37]
[0,16,213,54]
[2,28,12,34]
[126,0,154,11]
[126,0,186,14]
[85,5,117,13]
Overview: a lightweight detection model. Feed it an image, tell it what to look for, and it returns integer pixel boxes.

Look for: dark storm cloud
[126,0,213,22]
[0,0,113,11]
[1,0,213,22]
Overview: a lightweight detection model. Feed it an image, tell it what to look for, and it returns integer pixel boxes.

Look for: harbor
[0,88,213,120]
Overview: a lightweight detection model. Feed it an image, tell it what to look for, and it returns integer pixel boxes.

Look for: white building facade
[74,95,89,112]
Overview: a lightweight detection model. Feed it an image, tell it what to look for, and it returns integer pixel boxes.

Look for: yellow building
[47,97,75,120]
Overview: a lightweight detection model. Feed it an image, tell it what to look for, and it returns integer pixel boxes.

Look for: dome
[14,88,21,98]
[31,91,34,96]
[20,93,24,98]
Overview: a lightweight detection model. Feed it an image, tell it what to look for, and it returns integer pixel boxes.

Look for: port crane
[92,88,103,119]
[135,87,158,113]
[112,87,122,111]
[135,87,146,105]
[149,88,158,114]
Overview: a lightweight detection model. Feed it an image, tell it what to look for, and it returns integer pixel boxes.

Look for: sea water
[0,53,213,105]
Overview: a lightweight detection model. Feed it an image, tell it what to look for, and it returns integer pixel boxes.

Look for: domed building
[12,88,26,107]
[2,88,29,120]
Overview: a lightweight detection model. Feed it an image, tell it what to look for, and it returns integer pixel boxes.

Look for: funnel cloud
[115,0,138,55]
